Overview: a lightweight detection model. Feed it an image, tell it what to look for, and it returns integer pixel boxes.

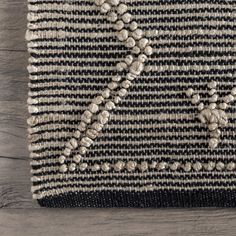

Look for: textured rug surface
[26,0,236,207]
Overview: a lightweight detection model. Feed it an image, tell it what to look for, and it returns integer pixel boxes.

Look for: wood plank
[0,157,38,208]
[0,0,34,208]
[1,208,236,236]
[0,0,27,51]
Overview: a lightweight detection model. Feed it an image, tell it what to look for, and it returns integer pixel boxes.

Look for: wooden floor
[0,1,236,235]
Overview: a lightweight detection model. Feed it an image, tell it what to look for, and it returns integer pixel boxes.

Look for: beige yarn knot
[186,81,236,149]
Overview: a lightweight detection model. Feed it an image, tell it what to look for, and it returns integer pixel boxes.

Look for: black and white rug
[27,0,236,207]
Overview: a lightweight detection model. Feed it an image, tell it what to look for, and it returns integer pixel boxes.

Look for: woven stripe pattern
[27,0,236,207]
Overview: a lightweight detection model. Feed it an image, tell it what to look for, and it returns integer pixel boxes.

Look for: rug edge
[37,189,236,208]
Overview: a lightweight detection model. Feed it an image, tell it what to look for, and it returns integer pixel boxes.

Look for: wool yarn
[27,0,236,207]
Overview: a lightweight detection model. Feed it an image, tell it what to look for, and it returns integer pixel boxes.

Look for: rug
[26,0,236,207]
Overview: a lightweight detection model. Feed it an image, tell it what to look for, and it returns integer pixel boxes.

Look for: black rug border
[37,189,236,208]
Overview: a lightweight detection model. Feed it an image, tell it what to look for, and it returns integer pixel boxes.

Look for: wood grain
[0,0,35,209]
[1,209,236,236]
[0,0,236,235]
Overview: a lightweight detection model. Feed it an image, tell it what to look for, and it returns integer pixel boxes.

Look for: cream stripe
[28,3,236,12]
[26,29,236,41]
[29,73,235,81]
[32,177,236,193]
[27,115,198,126]
[29,55,236,64]
[28,103,236,113]
[29,138,236,150]
[28,88,236,97]
[28,11,236,24]
[30,152,236,165]
[28,45,236,55]
[27,64,236,74]
[147,29,236,37]
[28,81,236,92]
[33,185,236,199]
[27,93,236,104]
[31,169,236,183]
[28,38,236,49]
[27,112,236,125]
[28,19,236,31]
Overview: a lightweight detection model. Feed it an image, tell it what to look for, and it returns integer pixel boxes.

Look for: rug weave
[26,0,236,207]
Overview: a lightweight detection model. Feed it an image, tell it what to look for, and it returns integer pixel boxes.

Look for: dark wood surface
[0,1,236,235]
